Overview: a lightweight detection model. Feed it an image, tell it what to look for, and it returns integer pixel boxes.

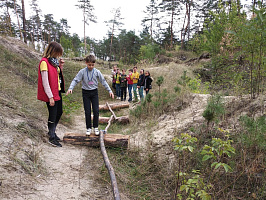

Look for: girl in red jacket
[37,42,64,147]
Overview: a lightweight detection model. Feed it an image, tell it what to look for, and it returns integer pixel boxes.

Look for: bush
[139,43,161,61]
[202,94,225,125]
[239,115,266,151]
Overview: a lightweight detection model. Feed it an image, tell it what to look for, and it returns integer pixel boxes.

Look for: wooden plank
[99,102,129,111]
[63,133,129,149]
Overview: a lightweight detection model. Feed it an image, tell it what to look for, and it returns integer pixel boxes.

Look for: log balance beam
[63,133,129,149]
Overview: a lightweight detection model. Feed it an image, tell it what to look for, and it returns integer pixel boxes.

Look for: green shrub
[239,115,266,151]
[139,43,161,61]
[202,94,225,125]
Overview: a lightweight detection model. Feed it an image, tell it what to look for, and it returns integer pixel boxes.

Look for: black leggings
[82,89,99,129]
[46,91,63,138]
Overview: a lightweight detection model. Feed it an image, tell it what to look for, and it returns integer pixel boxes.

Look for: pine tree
[142,0,160,42]
[104,7,124,61]
[21,0,26,43]
[76,0,97,55]
[30,0,42,46]
[159,0,181,49]
[13,0,23,40]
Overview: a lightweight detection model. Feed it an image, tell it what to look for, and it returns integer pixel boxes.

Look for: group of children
[38,42,153,147]
[111,65,153,102]
[38,42,114,147]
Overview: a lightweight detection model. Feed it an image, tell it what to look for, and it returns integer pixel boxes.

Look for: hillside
[0,36,265,199]
[0,36,118,199]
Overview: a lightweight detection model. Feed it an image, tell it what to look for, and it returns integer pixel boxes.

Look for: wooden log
[92,115,130,124]
[63,133,129,149]
[100,130,120,200]
[99,102,129,111]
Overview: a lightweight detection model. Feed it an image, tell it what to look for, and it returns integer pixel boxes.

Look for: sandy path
[22,114,113,200]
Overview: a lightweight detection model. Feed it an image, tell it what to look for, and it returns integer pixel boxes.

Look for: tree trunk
[150,10,153,41]
[21,0,27,43]
[187,0,191,42]
[83,5,86,55]
[170,0,174,49]
[180,3,187,50]
[63,133,129,149]
[109,22,114,60]
[93,115,130,124]
[99,102,130,111]
[5,0,12,35]
[14,0,23,40]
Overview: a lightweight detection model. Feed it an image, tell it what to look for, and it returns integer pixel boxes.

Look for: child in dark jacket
[144,71,153,95]
[119,69,128,101]
[126,69,133,102]
[137,69,145,101]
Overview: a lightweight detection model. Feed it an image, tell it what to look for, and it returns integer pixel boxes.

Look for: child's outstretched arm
[97,70,114,99]
[66,69,84,95]
[66,89,72,95]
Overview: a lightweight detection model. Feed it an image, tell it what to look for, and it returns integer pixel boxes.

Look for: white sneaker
[94,127,99,136]
[116,97,119,100]
[86,128,92,136]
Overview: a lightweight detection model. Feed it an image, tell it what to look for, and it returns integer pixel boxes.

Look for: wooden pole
[100,114,120,200]
[105,115,114,132]
[107,102,117,120]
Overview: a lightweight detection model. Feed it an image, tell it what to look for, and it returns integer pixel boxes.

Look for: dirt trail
[23,114,114,200]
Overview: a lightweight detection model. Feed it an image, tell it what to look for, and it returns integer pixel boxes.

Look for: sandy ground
[17,114,114,200]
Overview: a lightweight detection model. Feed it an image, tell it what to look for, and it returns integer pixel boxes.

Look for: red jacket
[37,58,60,102]
[126,74,133,85]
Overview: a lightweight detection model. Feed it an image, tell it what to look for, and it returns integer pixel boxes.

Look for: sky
[24,0,151,41]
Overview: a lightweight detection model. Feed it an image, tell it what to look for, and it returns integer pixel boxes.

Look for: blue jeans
[128,84,133,101]
[133,83,138,100]
[116,84,121,97]
[138,86,144,101]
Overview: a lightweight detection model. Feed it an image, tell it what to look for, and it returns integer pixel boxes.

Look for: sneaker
[94,127,99,136]
[55,133,61,141]
[48,138,62,147]
[48,132,60,141]
[116,97,119,100]
[86,128,92,136]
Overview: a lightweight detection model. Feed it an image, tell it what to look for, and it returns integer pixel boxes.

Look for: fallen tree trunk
[63,133,129,149]
[99,102,129,111]
[93,115,130,124]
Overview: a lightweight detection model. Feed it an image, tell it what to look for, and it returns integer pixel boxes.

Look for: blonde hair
[43,41,63,58]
